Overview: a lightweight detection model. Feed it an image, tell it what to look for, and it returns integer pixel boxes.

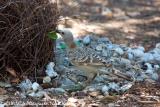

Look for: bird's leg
[84,72,98,86]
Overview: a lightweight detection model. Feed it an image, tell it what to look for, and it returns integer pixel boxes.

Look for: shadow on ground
[58,0,160,50]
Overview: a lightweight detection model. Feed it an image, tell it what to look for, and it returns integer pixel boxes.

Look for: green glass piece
[75,40,81,47]
[60,43,67,49]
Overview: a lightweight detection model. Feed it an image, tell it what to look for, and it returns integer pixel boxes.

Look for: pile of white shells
[55,34,160,95]
[18,34,160,98]
[18,62,66,98]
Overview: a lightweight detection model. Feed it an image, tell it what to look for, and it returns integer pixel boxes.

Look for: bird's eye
[61,32,64,35]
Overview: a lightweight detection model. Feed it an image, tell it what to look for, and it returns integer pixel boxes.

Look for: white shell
[101,85,109,95]
[45,62,58,78]
[153,53,160,62]
[128,53,134,60]
[102,49,109,57]
[137,46,145,52]
[154,65,160,71]
[83,35,91,45]
[128,49,144,59]
[141,53,154,62]
[145,63,153,70]
[108,82,119,92]
[156,43,160,49]
[19,79,32,92]
[114,47,124,55]
[68,97,78,103]
[0,104,5,107]
[146,69,154,75]
[120,58,131,66]
[32,82,40,92]
[96,44,104,51]
[151,73,159,80]
[152,48,160,54]
[120,83,133,92]
[43,76,51,83]
[28,91,45,98]
[107,44,114,49]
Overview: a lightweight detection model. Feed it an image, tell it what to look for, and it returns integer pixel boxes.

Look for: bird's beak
[55,29,61,33]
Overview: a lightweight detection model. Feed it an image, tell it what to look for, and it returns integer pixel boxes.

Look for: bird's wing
[68,47,110,65]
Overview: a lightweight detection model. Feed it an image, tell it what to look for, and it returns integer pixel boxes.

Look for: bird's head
[56,29,76,49]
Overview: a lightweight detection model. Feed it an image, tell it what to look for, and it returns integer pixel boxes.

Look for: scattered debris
[0,82,11,88]
[0,88,7,95]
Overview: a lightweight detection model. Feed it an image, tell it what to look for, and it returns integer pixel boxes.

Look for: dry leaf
[0,88,7,95]
[100,95,119,104]
[0,95,9,102]
[10,78,20,84]
[6,67,17,77]
[89,91,100,97]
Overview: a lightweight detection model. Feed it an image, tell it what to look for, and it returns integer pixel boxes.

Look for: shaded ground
[58,0,160,50]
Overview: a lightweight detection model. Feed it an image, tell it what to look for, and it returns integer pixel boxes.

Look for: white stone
[101,85,109,95]
[28,91,45,98]
[96,44,104,51]
[151,73,159,80]
[108,82,119,92]
[145,63,153,70]
[32,82,40,92]
[137,46,145,52]
[45,62,58,78]
[128,53,134,60]
[120,83,133,92]
[19,79,32,92]
[114,47,124,55]
[156,43,160,49]
[142,53,154,62]
[154,65,160,71]
[43,76,51,83]
[83,35,91,45]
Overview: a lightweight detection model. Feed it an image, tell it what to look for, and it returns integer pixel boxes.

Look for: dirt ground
[58,0,160,51]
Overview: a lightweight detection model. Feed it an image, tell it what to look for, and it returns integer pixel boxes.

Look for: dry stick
[137,101,160,104]
[129,95,160,104]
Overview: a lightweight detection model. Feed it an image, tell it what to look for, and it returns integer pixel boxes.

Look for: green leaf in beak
[48,31,58,40]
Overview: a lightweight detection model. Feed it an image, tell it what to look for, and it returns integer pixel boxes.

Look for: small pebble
[83,35,91,45]
[19,79,32,92]
[89,91,100,97]
[45,62,58,78]
[32,82,40,92]
[28,91,45,98]
[101,85,109,95]
[43,76,51,83]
